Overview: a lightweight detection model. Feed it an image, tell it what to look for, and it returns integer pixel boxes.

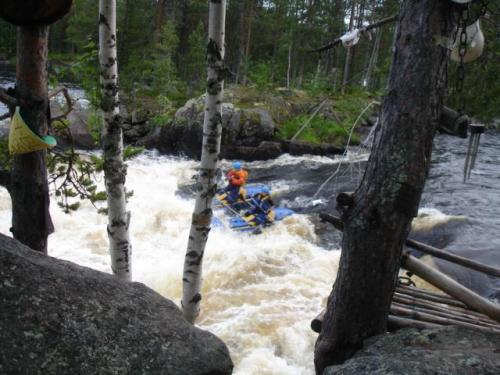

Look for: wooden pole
[396,286,467,308]
[402,254,500,323]
[321,213,500,278]
[313,302,500,334]
[406,238,500,278]
[390,304,500,333]
[393,293,498,324]
[391,302,500,329]
[388,315,441,331]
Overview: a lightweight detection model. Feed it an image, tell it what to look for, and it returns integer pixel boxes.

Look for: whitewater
[0,152,343,374]
[2,130,500,374]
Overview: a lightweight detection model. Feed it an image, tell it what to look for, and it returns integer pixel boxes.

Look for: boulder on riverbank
[138,94,346,160]
[0,234,233,375]
[324,326,500,374]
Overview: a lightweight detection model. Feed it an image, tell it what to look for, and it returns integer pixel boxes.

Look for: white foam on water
[413,207,468,232]
[0,153,339,374]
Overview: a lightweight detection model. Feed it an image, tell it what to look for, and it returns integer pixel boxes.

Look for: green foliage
[122,22,184,100]
[86,111,103,143]
[149,95,176,128]
[302,72,335,97]
[47,148,107,214]
[66,0,99,52]
[0,19,16,58]
[181,21,206,94]
[123,145,144,160]
[281,114,357,145]
[247,61,274,88]
[278,92,377,146]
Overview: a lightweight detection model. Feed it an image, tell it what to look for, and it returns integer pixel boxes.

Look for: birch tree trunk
[314,0,457,372]
[99,0,132,281]
[182,0,226,324]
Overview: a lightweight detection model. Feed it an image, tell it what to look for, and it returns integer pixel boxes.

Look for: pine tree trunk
[314,0,457,372]
[182,0,226,324]
[153,0,167,44]
[10,25,54,253]
[99,0,132,281]
[234,0,245,84]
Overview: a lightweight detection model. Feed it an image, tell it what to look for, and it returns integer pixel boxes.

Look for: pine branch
[313,15,398,53]
[0,112,10,121]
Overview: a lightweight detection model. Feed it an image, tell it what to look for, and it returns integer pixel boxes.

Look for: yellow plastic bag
[9,106,57,155]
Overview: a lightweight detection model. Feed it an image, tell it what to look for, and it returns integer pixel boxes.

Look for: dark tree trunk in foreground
[315,0,457,373]
[10,26,54,254]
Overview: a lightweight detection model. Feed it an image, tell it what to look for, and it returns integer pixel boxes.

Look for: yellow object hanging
[8,106,57,155]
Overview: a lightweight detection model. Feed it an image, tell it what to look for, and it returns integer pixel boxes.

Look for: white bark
[99,0,132,281]
[182,0,226,323]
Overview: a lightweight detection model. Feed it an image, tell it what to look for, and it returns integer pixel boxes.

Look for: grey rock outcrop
[142,95,345,161]
[153,96,279,159]
[324,326,500,375]
[0,234,233,375]
[60,100,97,149]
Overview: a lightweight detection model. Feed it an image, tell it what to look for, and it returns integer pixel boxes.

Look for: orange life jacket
[227,169,248,187]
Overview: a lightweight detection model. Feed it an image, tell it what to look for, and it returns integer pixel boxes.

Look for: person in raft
[243,187,275,227]
[218,161,249,207]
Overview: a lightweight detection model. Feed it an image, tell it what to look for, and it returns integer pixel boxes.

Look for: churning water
[0,131,499,374]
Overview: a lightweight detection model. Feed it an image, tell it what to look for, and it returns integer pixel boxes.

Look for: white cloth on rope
[340,29,361,48]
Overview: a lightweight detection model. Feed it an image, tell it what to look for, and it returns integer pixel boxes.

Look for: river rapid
[1,77,499,372]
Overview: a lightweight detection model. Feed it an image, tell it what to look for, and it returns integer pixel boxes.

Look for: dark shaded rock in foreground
[324,326,500,375]
[0,234,233,375]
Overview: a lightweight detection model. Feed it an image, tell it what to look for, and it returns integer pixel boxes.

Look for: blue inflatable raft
[212,183,295,232]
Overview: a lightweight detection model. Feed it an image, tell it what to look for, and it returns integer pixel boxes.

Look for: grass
[278,90,378,146]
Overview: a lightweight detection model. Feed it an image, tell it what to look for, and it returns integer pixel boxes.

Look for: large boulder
[324,326,500,374]
[145,95,346,160]
[59,100,97,149]
[0,234,233,375]
[154,96,278,159]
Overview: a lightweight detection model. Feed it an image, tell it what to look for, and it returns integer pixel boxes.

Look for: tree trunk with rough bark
[182,0,226,324]
[153,0,167,44]
[314,0,457,373]
[99,0,132,281]
[10,26,54,254]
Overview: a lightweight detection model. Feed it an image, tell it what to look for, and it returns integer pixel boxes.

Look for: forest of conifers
[0,0,498,121]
